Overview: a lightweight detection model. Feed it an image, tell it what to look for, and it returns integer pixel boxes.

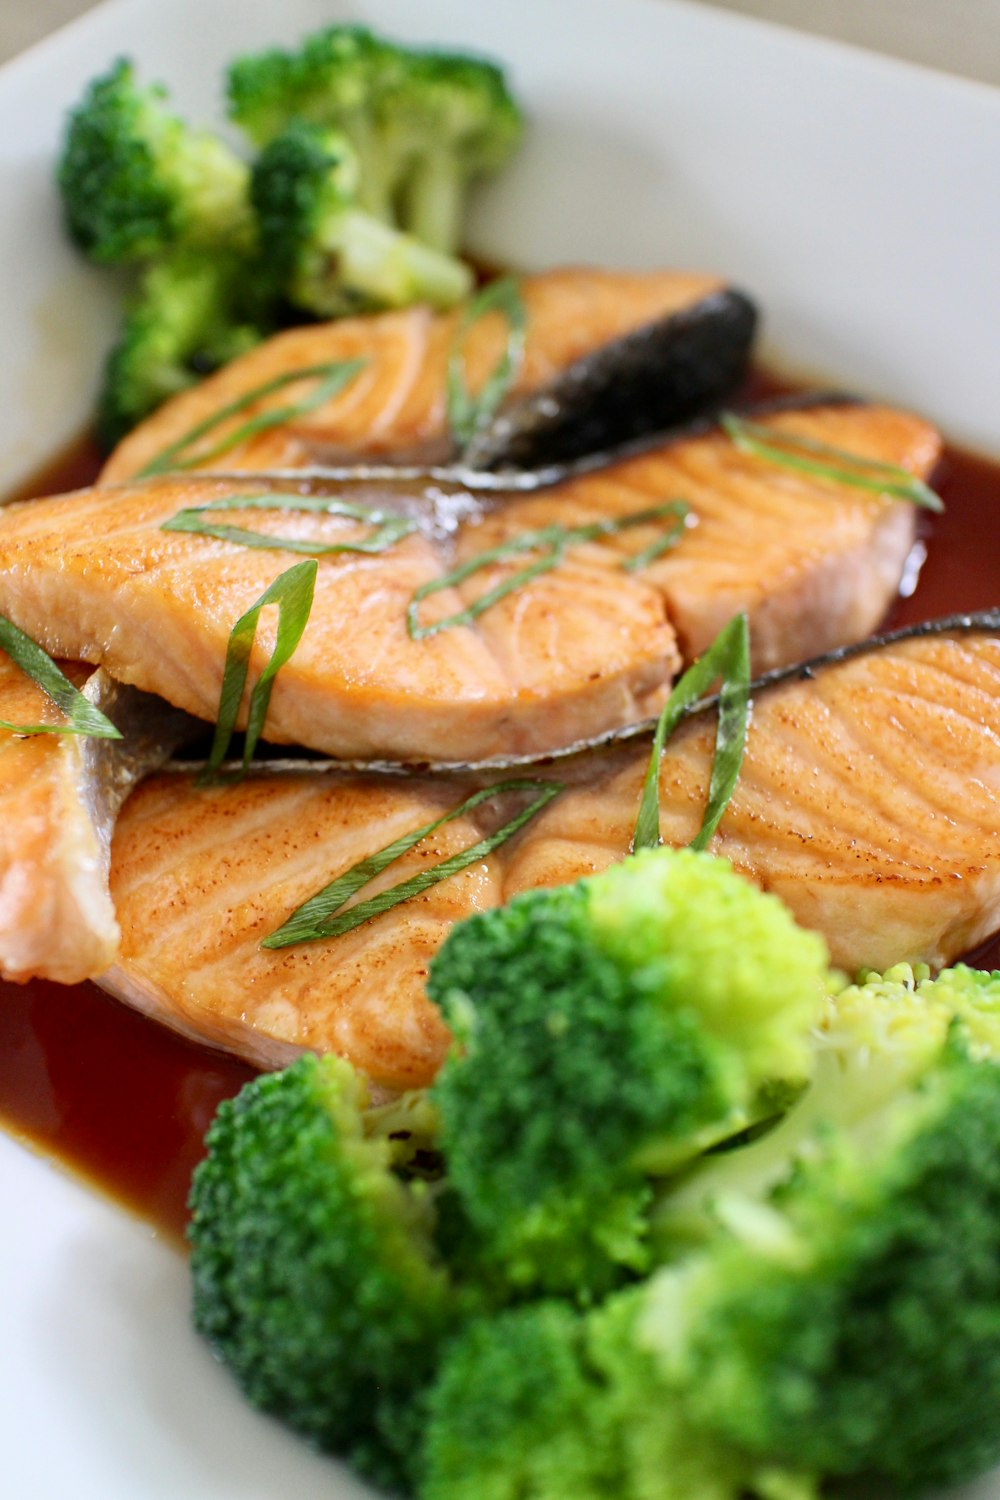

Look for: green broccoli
[187,1052,455,1492]
[654,960,1000,1248]
[381,50,524,253]
[421,1302,620,1500]
[422,1295,808,1500]
[58,58,252,265]
[59,34,525,448]
[250,121,473,318]
[96,250,267,451]
[227,25,523,251]
[227,25,401,202]
[186,839,1000,1499]
[427,849,830,1298]
[420,965,1000,1500]
[642,964,1000,1495]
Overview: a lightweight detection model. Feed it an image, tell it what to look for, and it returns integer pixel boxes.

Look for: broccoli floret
[427,848,830,1298]
[642,966,1000,1494]
[382,51,524,253]
[420,967,1000,1500]
[422,1295,808,1500]
[228,26,405,217]
[96,250,267,451]
[655,961,1000,1248]
[421,1303,621,1500]
[250,121,472,318]
[188,1052,456,1492]
[227,25,523,251]
[227,28,395,146]
[58,58,252,264]
[187,847,1000,1498]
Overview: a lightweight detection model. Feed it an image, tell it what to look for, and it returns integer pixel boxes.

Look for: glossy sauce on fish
[1,399,998,1244]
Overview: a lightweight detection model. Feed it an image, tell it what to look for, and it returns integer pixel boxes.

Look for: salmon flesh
[0,661,194,983]
[0,403,937,763]
[99,618,1000,1090]
[101,268,755,481]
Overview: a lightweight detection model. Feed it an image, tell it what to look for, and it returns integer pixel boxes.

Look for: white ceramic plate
[1,2,999,1494]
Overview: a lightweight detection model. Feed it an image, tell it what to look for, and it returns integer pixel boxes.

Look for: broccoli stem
[345,117,399,223]
[399,150,465,255]
[310,208,473,313]
[651,974,959,1254]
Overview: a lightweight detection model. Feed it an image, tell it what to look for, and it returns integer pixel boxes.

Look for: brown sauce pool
[0,392,998,1247]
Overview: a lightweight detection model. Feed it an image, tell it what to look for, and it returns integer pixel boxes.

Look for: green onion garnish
[262,778,562,948]
[0,615,121,739]
[139,359,366,477]
[198,560,317,787]
[620,517,691,573]
[632,612,750,853]
[408,501,689,640]
[161,491,418,556]
[446,276,527,449]
[722,412,944,512]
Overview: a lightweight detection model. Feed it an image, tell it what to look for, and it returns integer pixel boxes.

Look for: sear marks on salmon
[0,474,680,764]
[503,625,1000,973]
[99,269,753,482]
[442,401,938,674]
[0,661,195,984]
[99,623,1000,1091]
[0,403,938,763]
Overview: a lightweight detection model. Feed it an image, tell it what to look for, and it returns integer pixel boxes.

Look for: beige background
[2,0,999,87]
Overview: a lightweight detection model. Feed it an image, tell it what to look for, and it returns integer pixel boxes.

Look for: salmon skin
[0,663,195,984]
[101,614,1000,1090]
[461,287,757,470]
[100,269,755,482]
[0,402,937,763]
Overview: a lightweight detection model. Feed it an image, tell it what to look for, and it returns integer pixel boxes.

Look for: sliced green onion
[620,506,691,572]
[162,491,418,556]
[139,359,366,477]
[632,613,750,853]
[408,501,689,640]
[409,529,562,641]
[446,276,527,448]
[198,560,317,787]
[0,615,121,739]
[262,778,563,948]
[722,412,944,512]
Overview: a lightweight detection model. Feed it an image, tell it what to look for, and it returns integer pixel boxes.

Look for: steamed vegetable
[250,121,473,318]
[96,250,265,448]
[228,24,523,252]
[59,58,252,264]
[56,27,524,449]
[190,850,1000,1495]
[421,962,1000,1500]
[188,1053,454,1492]
[428,849,828,1298]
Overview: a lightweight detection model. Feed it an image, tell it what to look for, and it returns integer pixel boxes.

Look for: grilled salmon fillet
[100,268,737,481]
[0,661,192,984]
[101,625,1000,1089]
[0,655,116,983]
[0,404,937,762]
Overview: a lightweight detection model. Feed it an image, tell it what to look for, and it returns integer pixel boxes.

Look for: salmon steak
[100,267,756,481]
[0,403,937,763]
[100,619,1000,1090]
[0,661,192,984]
